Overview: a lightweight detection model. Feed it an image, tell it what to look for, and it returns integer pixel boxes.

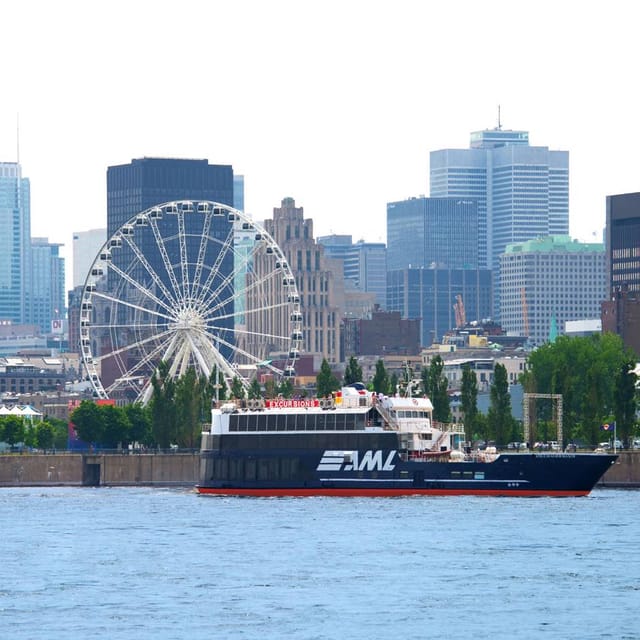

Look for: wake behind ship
[197,386,616,497]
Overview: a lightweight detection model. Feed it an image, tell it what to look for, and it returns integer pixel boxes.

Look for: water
[1,487,638,640]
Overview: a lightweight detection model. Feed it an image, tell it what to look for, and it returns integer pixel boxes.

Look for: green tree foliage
[124,404,152,446]
[0,416,26,446]
[343,356,363,386]
[150,360,177,448]
[174,367,202,448]
[487,363,515,447]
[372,359,390,395]
[248,378,262,400]
[316,358,340,398]
[422,356,451,423]
[389,372,399,396]
[614,358,637,446]
[36,421,55,450]
[264,378,277,399]
[208,368,228,404]
[523,333,637,446]
[101,404,131,448]
[70,401,104,446]
[230,376,246,400]
[277,378,294,398]
[460,364,478,440]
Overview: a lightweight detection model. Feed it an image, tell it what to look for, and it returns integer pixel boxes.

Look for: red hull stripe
[197,487,589,497]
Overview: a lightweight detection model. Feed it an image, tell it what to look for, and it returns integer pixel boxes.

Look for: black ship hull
[197,432,616,497]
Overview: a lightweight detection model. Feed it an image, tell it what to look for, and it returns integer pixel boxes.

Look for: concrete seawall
[0,453,200,488]
[0,451,638,488]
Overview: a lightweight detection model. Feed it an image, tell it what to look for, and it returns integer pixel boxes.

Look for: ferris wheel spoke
[106,332,178,389]
[198,267,268,319]
[203,296,291,324]
[121,234,180,308]
[93,326,175,368]
[212,322,293,345]
[176,211,191,302]
[149,216,184,305]
[203,330,284,377]
[193,224,236,308]
[91,291,176,324]
[191,209,213,297]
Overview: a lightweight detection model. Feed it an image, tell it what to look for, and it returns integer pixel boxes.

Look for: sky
[2,0,640,293]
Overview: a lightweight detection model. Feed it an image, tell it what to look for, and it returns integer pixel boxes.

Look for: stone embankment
[0,452,200,487]
[0,451,638,488]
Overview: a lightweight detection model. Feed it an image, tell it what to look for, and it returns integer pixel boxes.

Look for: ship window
[463,471,473,479]
[474,471,485,480]
[451,471,461,478]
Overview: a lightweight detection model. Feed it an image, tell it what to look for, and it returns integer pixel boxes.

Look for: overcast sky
[2,1,639,290]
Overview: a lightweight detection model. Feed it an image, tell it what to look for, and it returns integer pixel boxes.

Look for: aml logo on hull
[316,450,396,472]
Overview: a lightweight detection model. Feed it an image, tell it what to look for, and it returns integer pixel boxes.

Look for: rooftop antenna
[16,113,20,164]
[497,105,502,130]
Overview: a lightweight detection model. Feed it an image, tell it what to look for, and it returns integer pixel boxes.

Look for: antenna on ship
[497,105,502,130]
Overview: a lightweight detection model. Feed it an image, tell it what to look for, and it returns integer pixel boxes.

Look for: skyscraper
[0,162,31,324]
[72,228,106,288]
[601,192,640,356]
[386,197,478,271]
[107,157,234,235]
[500,235,606,346]
[31,238,65,335]
[260,198,344,364]
[318,235,387,308]
[430,127,569,272]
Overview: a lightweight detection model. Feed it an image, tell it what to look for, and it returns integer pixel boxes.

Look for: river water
[1,487,637,639]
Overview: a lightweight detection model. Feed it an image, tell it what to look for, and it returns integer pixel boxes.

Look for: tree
[460,364,478,440]
[316,358,340,397]
[230,376,245,400]
[150,360,176,448]
[70,401,104,446]
[343,356,363,386]
[487,363,515,447]
[422,356,450,423]
[613,358,638,446]
[36,421,55,450]
[389,372,399,396]
[372,359,390,395]
[277,378,294,398]
[248,378,262,400]
[0,416,26,446]
[523,333,636,446]
[101,404,131,448]
[175,368,202,448]
[124,404,152,446]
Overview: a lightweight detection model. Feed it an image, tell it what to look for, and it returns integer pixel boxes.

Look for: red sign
[265,398,319,409]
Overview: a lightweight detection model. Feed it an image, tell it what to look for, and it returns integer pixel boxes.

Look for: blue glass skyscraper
[430,128,569,272]
[0,162,31,324]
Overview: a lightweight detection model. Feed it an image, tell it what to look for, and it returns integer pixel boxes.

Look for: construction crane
[453,294,466,328]
[520,287,530,337]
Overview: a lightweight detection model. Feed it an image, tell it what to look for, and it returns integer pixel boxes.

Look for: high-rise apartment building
[430,128,569,272]
[386,197,478,271]
[260,198,344,364]
[31,238,65,335]
[0,162,31,324]
[501,235,606,347]
[601,192,640,356]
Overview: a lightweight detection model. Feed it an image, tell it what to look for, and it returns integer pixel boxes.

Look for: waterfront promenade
[1,450,638,488]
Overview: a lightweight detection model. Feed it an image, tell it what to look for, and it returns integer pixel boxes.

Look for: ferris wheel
[79,201,301,404]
